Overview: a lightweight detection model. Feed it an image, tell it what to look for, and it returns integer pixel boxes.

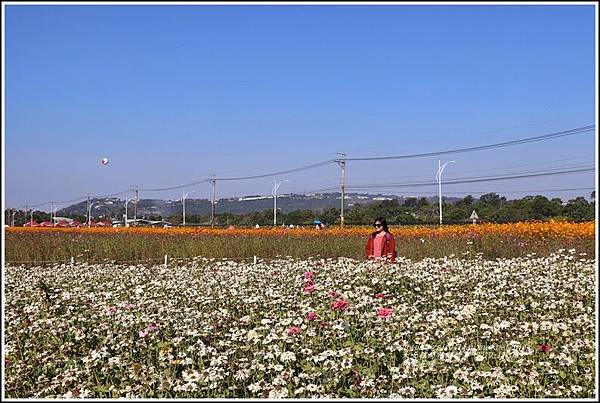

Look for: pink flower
[332,299,349,311]
[304,271,314,280]
[288,326,301,335]
[304,284,316,293]
[375,293,385,299]
[125,303,136,310]
[138,330,148,338]
[329,291,338,298]
[538,343,552,353]
[377,308,393,318]
[307,311,317,321]
[148,323,160,332]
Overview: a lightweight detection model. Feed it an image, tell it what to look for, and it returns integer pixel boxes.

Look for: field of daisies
[4,250,596,398]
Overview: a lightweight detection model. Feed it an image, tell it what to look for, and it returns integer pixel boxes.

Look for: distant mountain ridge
[57,193,460,218]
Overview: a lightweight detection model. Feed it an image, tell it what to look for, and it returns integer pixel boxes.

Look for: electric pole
[336,153,346,227]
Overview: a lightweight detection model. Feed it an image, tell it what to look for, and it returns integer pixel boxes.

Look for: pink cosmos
[332,299,349,311]
[307,311,317,321]
[377,308,393,318]
[125,303,136,310]
[538,343,552,353]
[329,291,338,298]
[375,293,385,299]
[148,323,160,332]
[304,271,314,280]
[304,284,316,293]
[288,326,301,335]
[139,330,148,338]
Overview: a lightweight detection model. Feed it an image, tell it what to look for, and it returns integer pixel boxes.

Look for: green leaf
[559,370,566,379]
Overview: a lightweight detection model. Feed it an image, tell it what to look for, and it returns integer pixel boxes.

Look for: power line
[417,187,596,196]
[8,125,594,209]
[313,166,594,192]
[343,125,595,161]
[140,179,210,192]
[215,159,336,181]
[339,113,594,155]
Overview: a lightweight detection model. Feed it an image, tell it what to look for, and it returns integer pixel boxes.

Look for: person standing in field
[365,217,396,262]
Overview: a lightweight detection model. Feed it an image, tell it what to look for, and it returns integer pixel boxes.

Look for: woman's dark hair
[373,217,389,233]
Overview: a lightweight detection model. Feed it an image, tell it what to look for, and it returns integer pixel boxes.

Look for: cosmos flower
[332,299,349,311]
[288,326,301,335]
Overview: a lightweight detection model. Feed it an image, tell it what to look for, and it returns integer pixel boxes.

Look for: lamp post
[124,198,135,227]
[88,201,99,227]
[51,204,58,226]
[272,179,289,226]
[182,190,195,227]
[436,159,455,225]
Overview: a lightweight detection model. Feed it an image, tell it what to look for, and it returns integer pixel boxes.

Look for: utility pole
[336,153,346,227]
[24,205,28,226]
[50,202,54,226]
[210,176,216,227]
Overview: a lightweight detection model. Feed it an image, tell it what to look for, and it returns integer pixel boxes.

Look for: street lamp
[124,198,135,227]
[88,201,99,227]
[436,159,455,225]
[182,190,195,227]
[272,179,289,226]
[51,204,58,226]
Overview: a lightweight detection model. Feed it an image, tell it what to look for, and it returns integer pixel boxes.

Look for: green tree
[563,197,594,221]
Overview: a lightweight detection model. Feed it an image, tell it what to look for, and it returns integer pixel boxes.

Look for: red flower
[538,343,552,353]
[307,311,317,321]
[332,299,349,311]
[288,326,301,335]
[375,293,385,299]
[304,284,316,293]
[377,308,393,318]
[329,291,338,298]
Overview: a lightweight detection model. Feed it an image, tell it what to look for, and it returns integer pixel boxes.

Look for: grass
[4,229,595,265]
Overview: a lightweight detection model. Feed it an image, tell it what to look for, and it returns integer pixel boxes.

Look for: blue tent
[313,219,321,224]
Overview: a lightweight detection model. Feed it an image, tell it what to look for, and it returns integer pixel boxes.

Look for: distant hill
[57,193,462,219]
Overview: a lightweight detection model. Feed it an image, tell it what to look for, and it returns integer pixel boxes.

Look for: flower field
[4,250,596,398]
[4,221,596,263]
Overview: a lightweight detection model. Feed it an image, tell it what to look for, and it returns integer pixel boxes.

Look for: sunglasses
[374,223,383,228]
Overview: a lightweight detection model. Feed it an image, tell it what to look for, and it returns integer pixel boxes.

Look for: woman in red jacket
[365,217,396,263]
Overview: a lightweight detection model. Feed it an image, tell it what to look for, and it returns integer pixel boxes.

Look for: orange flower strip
[6,221,595,239]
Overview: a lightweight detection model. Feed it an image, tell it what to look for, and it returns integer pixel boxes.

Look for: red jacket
[365,231,396,262]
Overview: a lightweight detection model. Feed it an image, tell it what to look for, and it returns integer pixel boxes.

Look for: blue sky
[4,3,597,211]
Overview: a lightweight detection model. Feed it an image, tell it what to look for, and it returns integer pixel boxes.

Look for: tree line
[6,192,595,227]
